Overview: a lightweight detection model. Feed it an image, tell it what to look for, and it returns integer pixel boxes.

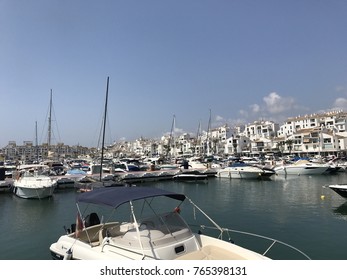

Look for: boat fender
[63,248,72,260]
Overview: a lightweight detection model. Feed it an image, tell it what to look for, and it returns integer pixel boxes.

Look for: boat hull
[13,185,56,199]
[49,231,269,260]
[0,180,13,193]
[217,168,262,179]
[49,186,308,260]
[274,166,329,175]
[173,174,208,181]
[327,184,347,198]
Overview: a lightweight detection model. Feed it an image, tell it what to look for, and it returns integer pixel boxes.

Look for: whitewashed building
[242,120,278,141]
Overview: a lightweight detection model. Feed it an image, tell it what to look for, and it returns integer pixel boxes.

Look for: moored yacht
[217,161,265,179]
[274,160,329,176]
[13,165,57,199]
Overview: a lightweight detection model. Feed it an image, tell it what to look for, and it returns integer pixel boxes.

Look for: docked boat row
[2,153,347,199]
[1,155,340,260]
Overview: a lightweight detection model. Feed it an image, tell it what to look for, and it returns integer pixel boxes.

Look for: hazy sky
[1,0,347,148]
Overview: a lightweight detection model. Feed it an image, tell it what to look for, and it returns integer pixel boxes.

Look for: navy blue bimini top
[77,186,186,208]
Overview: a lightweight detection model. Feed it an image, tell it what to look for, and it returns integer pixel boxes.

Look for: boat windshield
[229,161,249,167]
[138,211,189,235]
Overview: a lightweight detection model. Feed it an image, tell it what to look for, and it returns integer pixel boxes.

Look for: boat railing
[194,224,311,260]
[101,242,156,260]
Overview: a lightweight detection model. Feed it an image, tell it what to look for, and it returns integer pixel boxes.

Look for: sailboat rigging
[195,120,202,156]
[76,77,118,192]
[48,89,53,150]
[166,114,176,159]
[43,89,61,160]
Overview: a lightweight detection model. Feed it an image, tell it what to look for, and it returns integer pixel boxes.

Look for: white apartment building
[282,127,347,155]
[242,120,279,141]
[4,111,347,161]
[210,124,231,142]
[223,112,347,156]
[224,135,251,155]
[277,111,347,138]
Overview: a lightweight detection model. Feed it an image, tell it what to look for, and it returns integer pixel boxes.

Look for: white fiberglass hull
[49,230,269,260]
[13,176,57,199]
[274,165,329,175]
[217,167,263,179]
[49,186,309,261]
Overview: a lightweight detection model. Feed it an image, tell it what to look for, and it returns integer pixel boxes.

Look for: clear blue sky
[1,0,347,148]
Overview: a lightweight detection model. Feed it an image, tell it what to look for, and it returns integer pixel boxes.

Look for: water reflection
[333,201,347,216]
[1,173,347,259]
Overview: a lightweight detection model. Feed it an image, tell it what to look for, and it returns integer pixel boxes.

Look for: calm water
[1,172,347,260]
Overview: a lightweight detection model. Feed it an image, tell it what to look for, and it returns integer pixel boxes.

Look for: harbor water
[1,172,347,260]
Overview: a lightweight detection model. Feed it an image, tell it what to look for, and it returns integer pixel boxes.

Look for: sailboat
[76,77,123,192]
[166,114,176,159]
[13,116,57,199]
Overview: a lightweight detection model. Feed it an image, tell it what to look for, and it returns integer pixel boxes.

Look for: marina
[1,170,347,260]
[2,4,347,278]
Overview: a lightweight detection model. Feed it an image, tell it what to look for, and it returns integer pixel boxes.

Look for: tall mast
[196,120,201,156]
[48,89,53,151]
[100,77,109,181]
[167,114,175,158]
[207,109,211,156]
[35,121,39,162]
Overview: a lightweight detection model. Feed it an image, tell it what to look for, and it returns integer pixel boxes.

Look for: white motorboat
[13,169,57,199]
[274,160,330,176]
[0,179,13,193]
[0,167,13,193]
[49,186,310,260]
[217,162,264,179]
[173,170,208,181]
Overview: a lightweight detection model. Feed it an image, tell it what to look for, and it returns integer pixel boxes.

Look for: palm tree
[285,139,293,155]
[277,141,285,156]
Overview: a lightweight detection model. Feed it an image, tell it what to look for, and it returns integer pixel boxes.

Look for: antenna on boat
[100,77,109,182]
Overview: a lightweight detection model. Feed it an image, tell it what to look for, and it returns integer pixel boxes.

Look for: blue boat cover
[66,169,87,175]
[77,186,186,208]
